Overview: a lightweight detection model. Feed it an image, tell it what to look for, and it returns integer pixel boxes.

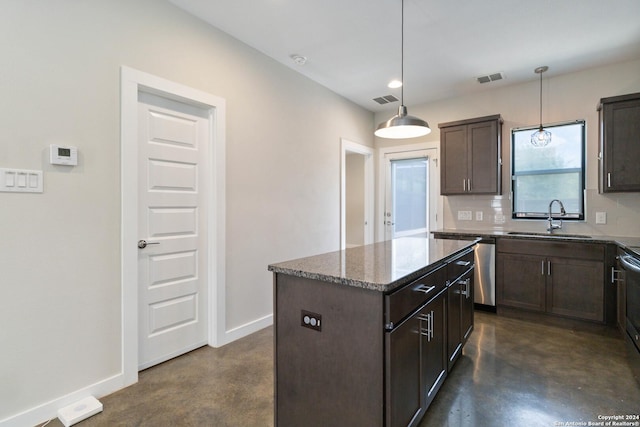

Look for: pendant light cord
[400,0,404,106]
[539,69,543,128]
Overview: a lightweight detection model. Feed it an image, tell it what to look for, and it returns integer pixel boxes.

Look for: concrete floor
[42,311,640,426]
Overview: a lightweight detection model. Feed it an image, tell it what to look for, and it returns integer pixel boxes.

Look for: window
[511,120,585,220]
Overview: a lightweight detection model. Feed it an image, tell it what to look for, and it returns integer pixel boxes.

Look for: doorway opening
[340,139,374,249]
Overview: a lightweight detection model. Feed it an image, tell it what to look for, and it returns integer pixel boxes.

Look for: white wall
[375,59,640,237]
[345,153,366,246]
[0,1,373,424]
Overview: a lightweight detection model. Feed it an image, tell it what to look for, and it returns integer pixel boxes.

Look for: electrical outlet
[494,214,506,224]
[301,310,322,331]
[475,211,483,221]
[595,211,607,225]
[457,211,472,221]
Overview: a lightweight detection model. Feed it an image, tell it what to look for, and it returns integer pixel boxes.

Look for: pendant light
[375,0,431,139]
[530,66,551,147]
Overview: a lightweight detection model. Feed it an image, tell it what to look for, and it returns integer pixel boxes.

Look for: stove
[618,248,640,383]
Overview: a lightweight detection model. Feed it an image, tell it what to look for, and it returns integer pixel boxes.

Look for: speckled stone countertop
[432,228,640,256]
[268,236,477,293]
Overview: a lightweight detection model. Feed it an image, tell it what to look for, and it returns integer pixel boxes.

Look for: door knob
[138,239,160,249]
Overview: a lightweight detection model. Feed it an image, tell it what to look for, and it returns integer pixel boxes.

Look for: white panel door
[137,92,209,370]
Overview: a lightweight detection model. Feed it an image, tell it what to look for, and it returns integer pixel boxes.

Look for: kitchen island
[268,235,477,427]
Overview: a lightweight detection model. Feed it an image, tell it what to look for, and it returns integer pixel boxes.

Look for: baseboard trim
[216,313,273,347]
[1,373,124,427]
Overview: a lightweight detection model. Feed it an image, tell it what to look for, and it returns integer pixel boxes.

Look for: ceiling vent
[477,72,505,84]
[373,95,400,105]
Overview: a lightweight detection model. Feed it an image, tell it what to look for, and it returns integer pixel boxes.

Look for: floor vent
[477,72,505,84]
[373,94,399,105]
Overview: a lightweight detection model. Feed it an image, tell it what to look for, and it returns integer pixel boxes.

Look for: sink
[506,231,592,239]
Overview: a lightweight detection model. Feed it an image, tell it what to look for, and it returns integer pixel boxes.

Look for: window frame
[510,120,586,221]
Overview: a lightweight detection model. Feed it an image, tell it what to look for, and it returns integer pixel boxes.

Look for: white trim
[376,142,441,242]
[223,313,273,344]
[120,67,227,390]
[0,374,123,427]
[340,138,375,250]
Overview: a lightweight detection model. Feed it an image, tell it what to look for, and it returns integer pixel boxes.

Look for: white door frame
[376,142,441,242]
[120,66,226,386]
[340,138,374,250]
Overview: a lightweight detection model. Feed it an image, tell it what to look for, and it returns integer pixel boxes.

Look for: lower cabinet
[497,253,546,312]
[386,248,474,427]
[386,289,447,427]
[496,239,606,322]
[447,269,474,370]
[420,290,448,409]
[386,311,422,427]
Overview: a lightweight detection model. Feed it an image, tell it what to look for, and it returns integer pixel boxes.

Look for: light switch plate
[458,211,472,221]
[0,168,43,193]
[595,211,607,225]
[475,211,483,221]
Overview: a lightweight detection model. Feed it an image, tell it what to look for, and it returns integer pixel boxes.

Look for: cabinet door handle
[463,179,466,192]
[547,261,551,276]
[418,313,433,341]
[455,260,471,267]
[541,260,545,275]
[460,278,471,298]
[607,172,611,188]
[429,311,434,341]
[467,179,471,191]
[611,267,623,284]
[415,284,436,294]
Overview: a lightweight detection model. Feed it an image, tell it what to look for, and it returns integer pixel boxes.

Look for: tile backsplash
[442,190,640,237]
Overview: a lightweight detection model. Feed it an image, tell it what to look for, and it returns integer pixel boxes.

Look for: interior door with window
[384,151,431,240]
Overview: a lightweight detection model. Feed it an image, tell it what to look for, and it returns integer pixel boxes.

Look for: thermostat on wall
[50,144,78,166]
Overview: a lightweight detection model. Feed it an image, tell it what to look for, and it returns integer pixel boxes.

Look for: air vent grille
[373,95,399,105]
[477,72,505,84]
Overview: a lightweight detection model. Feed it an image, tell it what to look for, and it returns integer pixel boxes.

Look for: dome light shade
[375,0,430,139]
[375,105,431,139]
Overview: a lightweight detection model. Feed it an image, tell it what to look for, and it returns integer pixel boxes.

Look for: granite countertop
[268,236,477,293]
[432,228,640,256]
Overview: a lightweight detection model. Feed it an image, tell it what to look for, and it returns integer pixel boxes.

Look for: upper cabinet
[439,114,502,195]
[599,92,640,193]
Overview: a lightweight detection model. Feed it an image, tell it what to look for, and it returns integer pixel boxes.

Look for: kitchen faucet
[547,199,566,233]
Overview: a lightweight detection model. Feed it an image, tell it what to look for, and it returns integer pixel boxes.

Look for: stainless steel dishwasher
[433,234,496,311]
[473,238,496,311]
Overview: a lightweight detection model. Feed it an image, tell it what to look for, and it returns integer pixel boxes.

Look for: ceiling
[168,0,640,113]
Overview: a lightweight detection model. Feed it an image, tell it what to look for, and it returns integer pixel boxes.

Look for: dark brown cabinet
[446,251,474,371]
[599,92,640,193]
[496,253,546,312]
[420,291,447,408]
[386,287,449,427]
[547,257,604,321]
[497,239,606,322]
[272,243,476,427]
[386,267,448,427]
[386,311,422,427]
[439,114,502,195]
